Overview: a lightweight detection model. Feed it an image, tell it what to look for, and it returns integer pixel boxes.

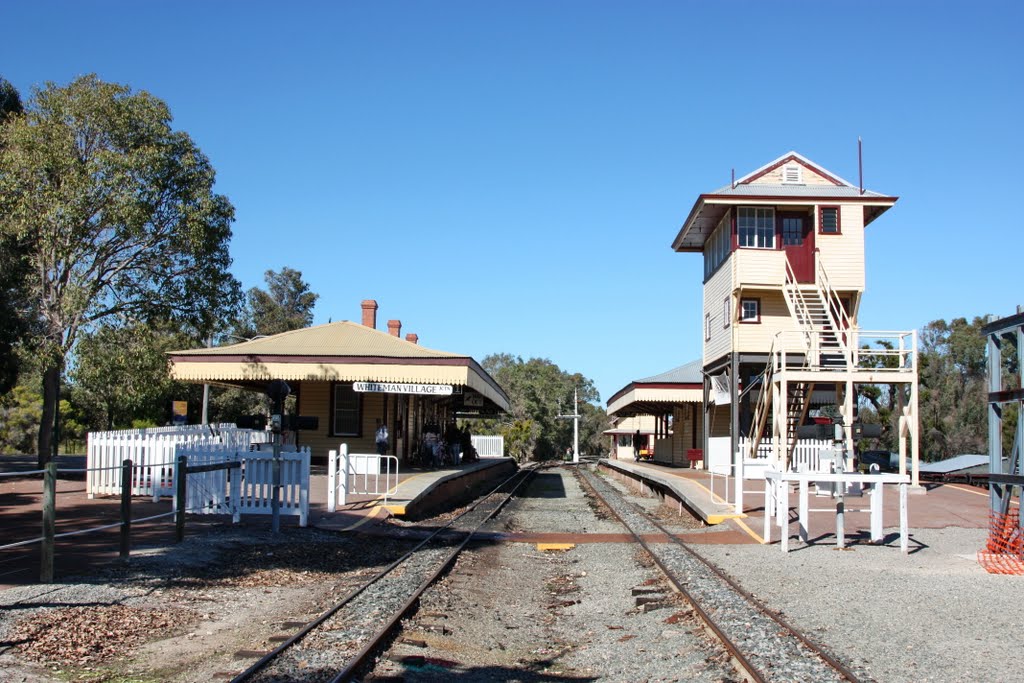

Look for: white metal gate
[327,444,399,511]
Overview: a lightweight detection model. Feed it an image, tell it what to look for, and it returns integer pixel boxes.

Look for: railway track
[577,465,866,683]
[229,464,538,683]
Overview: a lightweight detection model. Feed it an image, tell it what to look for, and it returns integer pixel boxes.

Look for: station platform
[598,458,1000,548]
[312,457,517,532]
[600,458,743,525]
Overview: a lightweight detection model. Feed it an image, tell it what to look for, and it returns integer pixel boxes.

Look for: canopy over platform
[168,321,510,414]
[607,359,703,417]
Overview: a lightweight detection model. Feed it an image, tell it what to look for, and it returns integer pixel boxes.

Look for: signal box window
[740,298,761,324]
[819,206,841,234]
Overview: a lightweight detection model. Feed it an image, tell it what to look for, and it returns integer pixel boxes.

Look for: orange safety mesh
[978,510,1024,575]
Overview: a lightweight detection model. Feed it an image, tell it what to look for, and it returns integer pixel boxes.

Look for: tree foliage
[910,315,1023,461]
[236,267,318,339]
[0,75,241,465]
[72,320,193,430]
[206,267,319,424]
[475,354,607,461]
[0,75,29,395]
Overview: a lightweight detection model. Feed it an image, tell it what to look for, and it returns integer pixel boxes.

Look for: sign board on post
[353,382,453,396]
[172,401,188,425]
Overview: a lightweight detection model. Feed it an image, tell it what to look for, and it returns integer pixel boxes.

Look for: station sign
[353,382,454,396]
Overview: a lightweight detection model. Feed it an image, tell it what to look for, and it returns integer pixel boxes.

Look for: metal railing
[327,444,400,511]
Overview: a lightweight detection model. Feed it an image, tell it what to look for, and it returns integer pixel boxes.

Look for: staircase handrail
[783,258,815,357]
[815,258,853,368]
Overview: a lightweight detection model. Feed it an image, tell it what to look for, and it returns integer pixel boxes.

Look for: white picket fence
[471,435,504,457]
[166,444,311,526]
[86,425,264,498]
[738,436,833,472]
[327,444,400,511]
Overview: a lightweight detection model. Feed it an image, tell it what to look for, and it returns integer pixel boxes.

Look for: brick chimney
[361,300,378,329]
[405,333,419,344]
[387,319,401,337]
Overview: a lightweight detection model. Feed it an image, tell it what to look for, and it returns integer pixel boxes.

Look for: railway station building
[167,300,510,463]
[605,360,704,467]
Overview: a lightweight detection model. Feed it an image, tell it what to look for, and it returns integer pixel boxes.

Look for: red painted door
[780,213,814,283]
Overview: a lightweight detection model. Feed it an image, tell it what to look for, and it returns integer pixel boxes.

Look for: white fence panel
[86,425,259,499]
[736,437,832,472]
[174,445,311,526]
[236,449,310,526]
[472,435,504,458]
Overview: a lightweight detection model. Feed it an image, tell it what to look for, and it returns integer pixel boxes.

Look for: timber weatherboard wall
[815,204,866,289]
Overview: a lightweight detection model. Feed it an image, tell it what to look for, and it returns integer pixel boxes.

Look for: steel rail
[578,467,863,683]
[329,465,538,682]
[230,463,538,683]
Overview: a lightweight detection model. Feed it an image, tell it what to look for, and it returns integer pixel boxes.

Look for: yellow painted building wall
[734,291,791,354]
[815,204,865,290]
[703,260,734,364]
[297,381,387,459]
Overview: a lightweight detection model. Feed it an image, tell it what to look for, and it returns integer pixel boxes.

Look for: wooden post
[175,454,187,542]
[40,460,57,583]
[120,459,132,559]
[271,432,281,534]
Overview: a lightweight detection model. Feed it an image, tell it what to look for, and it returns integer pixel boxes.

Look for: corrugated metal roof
[706,183,890,199]
[918,454,990,474]
[170,321,461,359]
[635,359,703,384]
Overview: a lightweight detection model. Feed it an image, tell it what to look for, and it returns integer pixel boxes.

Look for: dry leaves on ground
[10,604,196,666]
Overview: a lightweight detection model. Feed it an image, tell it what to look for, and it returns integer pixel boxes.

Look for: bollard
[120,459,132,558]
[40,461,57,583]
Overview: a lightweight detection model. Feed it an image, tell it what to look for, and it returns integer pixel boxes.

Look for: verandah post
[120,459,132,558]
[40,460,57,583]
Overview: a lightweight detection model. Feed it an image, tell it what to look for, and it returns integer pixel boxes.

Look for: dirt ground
[0,524,420,682]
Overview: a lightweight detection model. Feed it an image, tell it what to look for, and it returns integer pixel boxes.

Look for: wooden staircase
[747,259,850,468]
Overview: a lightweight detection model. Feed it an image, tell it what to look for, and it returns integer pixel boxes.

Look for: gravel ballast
[0,464,1021,682]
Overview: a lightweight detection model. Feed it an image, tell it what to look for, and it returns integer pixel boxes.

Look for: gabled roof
[735,151,852,186]
[671,151,898,252]
[170,321,460,359]
[607,360,703,417]
[167,321,509,411]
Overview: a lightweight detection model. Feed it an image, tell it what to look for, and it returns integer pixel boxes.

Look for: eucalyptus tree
[0,75,28,395]
[0,75,241,466]
[480,353,605,460]
[237,267,318,339]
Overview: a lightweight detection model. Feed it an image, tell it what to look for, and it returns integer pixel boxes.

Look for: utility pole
[556,388,580,463]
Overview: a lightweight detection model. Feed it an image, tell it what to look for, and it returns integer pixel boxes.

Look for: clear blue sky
[4,1,1021,405]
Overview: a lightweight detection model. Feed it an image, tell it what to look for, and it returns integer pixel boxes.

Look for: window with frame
[819,206,841,234]
[737,207,775,249]
[723,297,730,328]
[703,211,732,278]
[705,313,712,340]
[332,383,362,436]
[739,298,760,324]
